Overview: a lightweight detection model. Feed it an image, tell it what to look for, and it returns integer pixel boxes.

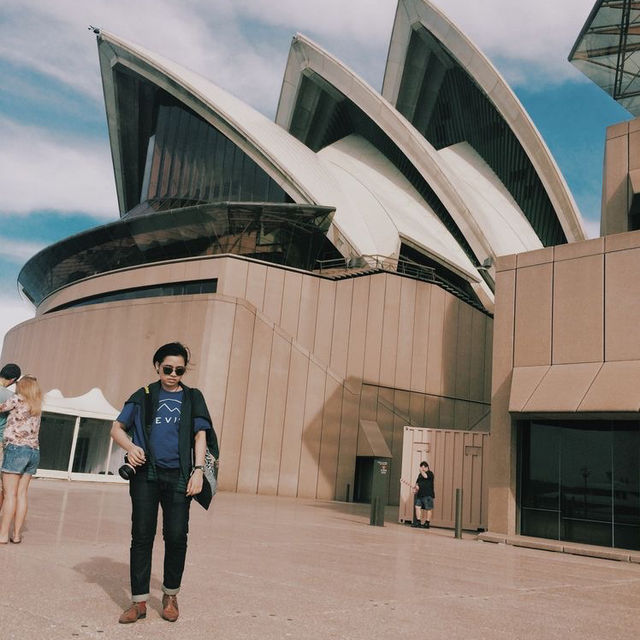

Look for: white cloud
[0,295,34,355]
[0,118,117,219]
[0,237,45,263]
[431,0,595,86]
[0,0,289,116]
[229,0,396,46]
[0,0,591,123]
[0,0,611,246]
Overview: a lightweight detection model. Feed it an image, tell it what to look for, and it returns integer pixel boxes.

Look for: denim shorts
[2,443,40,475]
[415,495,434,510]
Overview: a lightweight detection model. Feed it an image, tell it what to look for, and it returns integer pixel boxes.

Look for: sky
[0,0,631,349]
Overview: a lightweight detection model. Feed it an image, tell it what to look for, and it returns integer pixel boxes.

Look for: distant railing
[314,255,490,315]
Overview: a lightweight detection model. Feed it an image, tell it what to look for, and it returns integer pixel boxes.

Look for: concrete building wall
[4,255,492,504]
[602,118,640,236]
[488,230,640,534]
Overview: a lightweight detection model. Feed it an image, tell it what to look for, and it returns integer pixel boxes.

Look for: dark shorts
[414,495,434,510]
[2,443,40,475]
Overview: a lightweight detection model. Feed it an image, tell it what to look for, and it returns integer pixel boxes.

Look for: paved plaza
[1,478,640,639]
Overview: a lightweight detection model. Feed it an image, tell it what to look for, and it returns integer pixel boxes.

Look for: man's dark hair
[153,342,190,367]
[420,461,429,468]
[0,363,21,381]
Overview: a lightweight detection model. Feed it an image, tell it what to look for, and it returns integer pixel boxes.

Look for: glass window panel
[521,508,559,540]
[221,137,232,200]
[140,134,156,202]
[521,422,560,511]
[561,518,612,548]
[613,424,640,550]
[39,413,76,472]
[519,419,640,549]
[72,418,112,475]
[212,128,225,200]
[560,422,612,524]
[183,281,201,294]
[52,278,218,312]
[230,145,242,200]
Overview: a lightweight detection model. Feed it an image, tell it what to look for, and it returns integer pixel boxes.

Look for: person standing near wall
[0,374,41,544]
[110,342,218,624]
[0,363,21,513]
[412,461,435,528]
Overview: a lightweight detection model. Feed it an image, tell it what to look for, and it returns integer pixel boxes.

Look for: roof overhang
[19,203,335,307]
[509,361,640,415]
[357,420,393,458]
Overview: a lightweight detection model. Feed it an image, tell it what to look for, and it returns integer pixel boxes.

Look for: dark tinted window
[49,279,217,313]
[520,420,640,550]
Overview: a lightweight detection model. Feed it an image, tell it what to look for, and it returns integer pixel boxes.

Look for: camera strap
[143,385,152,430]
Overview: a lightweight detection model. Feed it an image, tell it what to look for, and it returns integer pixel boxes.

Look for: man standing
[411,461,435,528]
[0,363,22,511]
[110,343,217,624]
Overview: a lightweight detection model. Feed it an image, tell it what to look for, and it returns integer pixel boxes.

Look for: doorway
[354,457,374,503]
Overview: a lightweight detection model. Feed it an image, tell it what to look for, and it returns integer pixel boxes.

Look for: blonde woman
[0,375,42,544]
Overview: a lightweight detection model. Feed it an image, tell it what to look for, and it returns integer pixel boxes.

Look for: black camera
[118,454,138,481]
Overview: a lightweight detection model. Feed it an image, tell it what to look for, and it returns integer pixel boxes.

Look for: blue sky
[0,0,631,347]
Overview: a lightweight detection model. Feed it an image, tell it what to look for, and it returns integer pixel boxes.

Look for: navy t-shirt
[117,388,210,469]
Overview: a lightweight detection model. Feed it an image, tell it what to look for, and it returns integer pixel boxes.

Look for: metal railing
[314,255,490,315]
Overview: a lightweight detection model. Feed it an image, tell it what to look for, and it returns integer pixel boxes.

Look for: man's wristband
[193,465,204,471]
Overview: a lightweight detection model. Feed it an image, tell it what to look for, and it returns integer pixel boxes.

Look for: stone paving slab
[1,478,640,639]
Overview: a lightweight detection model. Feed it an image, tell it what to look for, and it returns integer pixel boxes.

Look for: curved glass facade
[112,65,291,216]
[395,26,566,247]
[19,203,335,305]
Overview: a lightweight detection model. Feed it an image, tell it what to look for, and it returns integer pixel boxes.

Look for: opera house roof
[19,0,586,314]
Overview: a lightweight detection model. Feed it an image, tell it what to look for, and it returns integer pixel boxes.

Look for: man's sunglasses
[161,365,186,376]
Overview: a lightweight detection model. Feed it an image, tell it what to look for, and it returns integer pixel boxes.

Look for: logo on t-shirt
[155,397,182,425]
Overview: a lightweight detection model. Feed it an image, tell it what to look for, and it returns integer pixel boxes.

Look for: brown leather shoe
[162,594,179,622]
[118,602,146,624]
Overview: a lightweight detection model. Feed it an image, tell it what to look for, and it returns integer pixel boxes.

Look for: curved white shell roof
[97,0,587,314]
[319,135,480,281]
[98,31,332,209]
[98,30,484,290]
[98,31,403,259]
[438,143,543,256]
[382,0,586,245]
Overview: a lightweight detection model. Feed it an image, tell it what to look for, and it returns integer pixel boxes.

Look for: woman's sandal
[10,537,21,544]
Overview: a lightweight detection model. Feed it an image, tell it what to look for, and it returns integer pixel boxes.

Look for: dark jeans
[129,467,191,598]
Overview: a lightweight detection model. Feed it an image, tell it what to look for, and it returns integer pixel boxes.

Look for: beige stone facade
[488,230,640,538]
[602,117,640,236]
[3,254,492,504]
